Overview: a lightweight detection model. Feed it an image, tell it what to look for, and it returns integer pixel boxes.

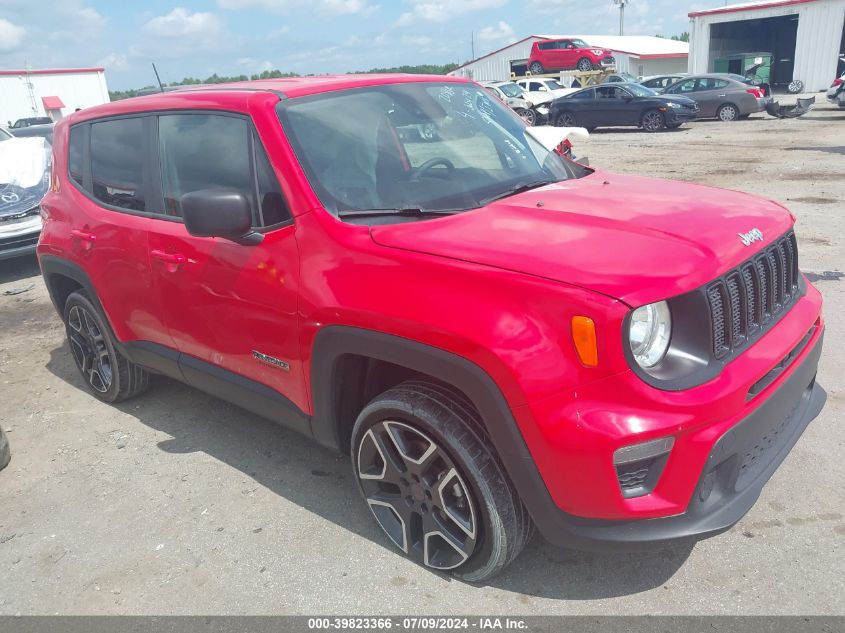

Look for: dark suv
[38,75,825,582]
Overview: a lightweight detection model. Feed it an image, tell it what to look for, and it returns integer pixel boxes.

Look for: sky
[0,0,705,90]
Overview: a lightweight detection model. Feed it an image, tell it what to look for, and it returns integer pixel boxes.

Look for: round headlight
[629,301,672,368]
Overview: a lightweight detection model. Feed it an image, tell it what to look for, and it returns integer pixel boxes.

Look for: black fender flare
[309,326,561,529]
[39,255,104,319]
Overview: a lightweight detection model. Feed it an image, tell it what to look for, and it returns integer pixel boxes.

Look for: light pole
[612,0,628,36]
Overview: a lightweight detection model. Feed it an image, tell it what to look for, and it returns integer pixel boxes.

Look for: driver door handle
[151,249,186,271]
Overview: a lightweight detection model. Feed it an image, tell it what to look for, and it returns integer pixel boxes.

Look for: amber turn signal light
[571,316,598,367]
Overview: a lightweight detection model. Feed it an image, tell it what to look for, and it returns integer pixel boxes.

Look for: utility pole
[612,0,628,36]
[471,31,475,60]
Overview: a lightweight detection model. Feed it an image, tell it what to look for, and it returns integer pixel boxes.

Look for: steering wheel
[411,157,455,181]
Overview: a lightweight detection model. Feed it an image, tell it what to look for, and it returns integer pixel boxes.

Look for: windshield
[277,82,586,219]
[571,39,589,48]
[626,83,657,97]
[497,83,523,98]
[544,80,564,90]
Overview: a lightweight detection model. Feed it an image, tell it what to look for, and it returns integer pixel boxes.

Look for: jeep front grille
[707,231,800,360]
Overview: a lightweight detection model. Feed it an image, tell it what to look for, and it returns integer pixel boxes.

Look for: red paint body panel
[528,40,615,72]
[38,75,825,527]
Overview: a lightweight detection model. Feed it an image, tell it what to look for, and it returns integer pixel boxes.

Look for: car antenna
[152,63,164,93]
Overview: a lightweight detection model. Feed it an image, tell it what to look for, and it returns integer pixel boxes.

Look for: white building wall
[0,71,110,125]
[689,0,845,91]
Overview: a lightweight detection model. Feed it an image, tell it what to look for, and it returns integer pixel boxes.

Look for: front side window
[278,82,587,220]
[670,79,696,94]
[571,89,595,99]
[158,114,290,226]
[90,117,146,212]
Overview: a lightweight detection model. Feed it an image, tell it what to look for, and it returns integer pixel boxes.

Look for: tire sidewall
[63,292,122,402]
[642,109,665,132]
[577,58,592,72]
[350,395,512,581]
[529,62,543,75]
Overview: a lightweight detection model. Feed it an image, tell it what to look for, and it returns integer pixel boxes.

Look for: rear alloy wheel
[641,109,666,132]
[63,291,150,403]
[556,112,577,127]
[717,104,739,122]
[352,381,532,582]
[576,58,593,72]
[528,61,544,75]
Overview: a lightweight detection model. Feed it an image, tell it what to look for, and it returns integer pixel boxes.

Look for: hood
[369,172,793,307]
[0,137,50,219]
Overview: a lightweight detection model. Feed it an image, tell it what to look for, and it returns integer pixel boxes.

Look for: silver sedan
[663,74,771,121]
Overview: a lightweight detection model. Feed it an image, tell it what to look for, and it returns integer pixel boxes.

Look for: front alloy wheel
[576,58,593,72]
[358,421,477,570]
[642,109,666,132]
[351,381,532,582]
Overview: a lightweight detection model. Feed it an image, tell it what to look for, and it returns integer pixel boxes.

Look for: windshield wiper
[479,180,553,206]
[337,207,458,219]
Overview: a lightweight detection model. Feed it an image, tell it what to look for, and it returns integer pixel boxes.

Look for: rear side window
[68,126,84,187]
[90,118,147,212]
[158,114,290,226]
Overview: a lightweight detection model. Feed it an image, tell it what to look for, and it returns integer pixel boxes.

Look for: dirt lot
[1,104,844,615]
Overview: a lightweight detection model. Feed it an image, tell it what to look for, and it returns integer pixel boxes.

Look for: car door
[66,116,176,353]
[564,88,596,126]
[557,41,577,69]
[145,112,306,412]
[593,86,631,127]
[690,78,722,117]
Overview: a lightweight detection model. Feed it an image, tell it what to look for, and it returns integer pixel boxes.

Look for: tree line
[108,64,461,101]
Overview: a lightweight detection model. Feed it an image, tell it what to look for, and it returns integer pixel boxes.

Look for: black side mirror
[181,189,263,245]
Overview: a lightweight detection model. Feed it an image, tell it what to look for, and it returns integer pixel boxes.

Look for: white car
[826,74,844,108]
[515,78,578,105]
[0,136,50,260]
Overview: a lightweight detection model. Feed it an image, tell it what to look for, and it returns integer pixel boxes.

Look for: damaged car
[0,137,51,260]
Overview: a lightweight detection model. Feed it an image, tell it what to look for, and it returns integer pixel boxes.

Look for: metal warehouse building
[0,67,110,126]
[447,35,689,83]
[689,0,845,92]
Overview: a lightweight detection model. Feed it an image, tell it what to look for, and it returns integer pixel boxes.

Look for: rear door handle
[151,249,186,271]
[70,229,96,251]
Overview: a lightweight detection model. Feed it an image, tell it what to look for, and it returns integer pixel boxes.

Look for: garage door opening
[709,14,799,90]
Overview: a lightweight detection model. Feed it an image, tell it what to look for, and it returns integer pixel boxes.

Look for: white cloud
[397,0,506,25]
[144,7,223,38]
[96,52,129,70]
[0,18,26,52]
[477,20,513,43]
[219,0,377,14]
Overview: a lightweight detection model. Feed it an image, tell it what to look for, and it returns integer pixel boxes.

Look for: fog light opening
[613,436,675,499]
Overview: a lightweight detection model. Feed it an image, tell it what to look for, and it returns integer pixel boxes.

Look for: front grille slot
[707,231,800,361]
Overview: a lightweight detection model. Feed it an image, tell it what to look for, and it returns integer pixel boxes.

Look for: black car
[9,117,53,129]
[10,123,54,144]
[549,83,700,132]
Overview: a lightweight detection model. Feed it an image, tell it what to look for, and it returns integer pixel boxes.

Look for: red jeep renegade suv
[38,75,825,582]
[528,38,616,75]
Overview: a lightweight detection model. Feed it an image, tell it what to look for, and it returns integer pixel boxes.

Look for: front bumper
[665,108,699,124]
[0,214,41,261]
[600,57,616,68]
[530,328,824,550]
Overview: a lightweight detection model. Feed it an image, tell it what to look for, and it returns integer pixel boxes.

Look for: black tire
[787,79,804,94]
[63,291,150,403]
[351,380,532,583]
[717,103,739,122]
[576,57,593,72]
[555,111,577,127]
[641,109,666,132]
[0,425,10,472]
[528,61,544,75]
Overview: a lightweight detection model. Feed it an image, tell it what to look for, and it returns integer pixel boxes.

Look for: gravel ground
[0,103,843,615]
